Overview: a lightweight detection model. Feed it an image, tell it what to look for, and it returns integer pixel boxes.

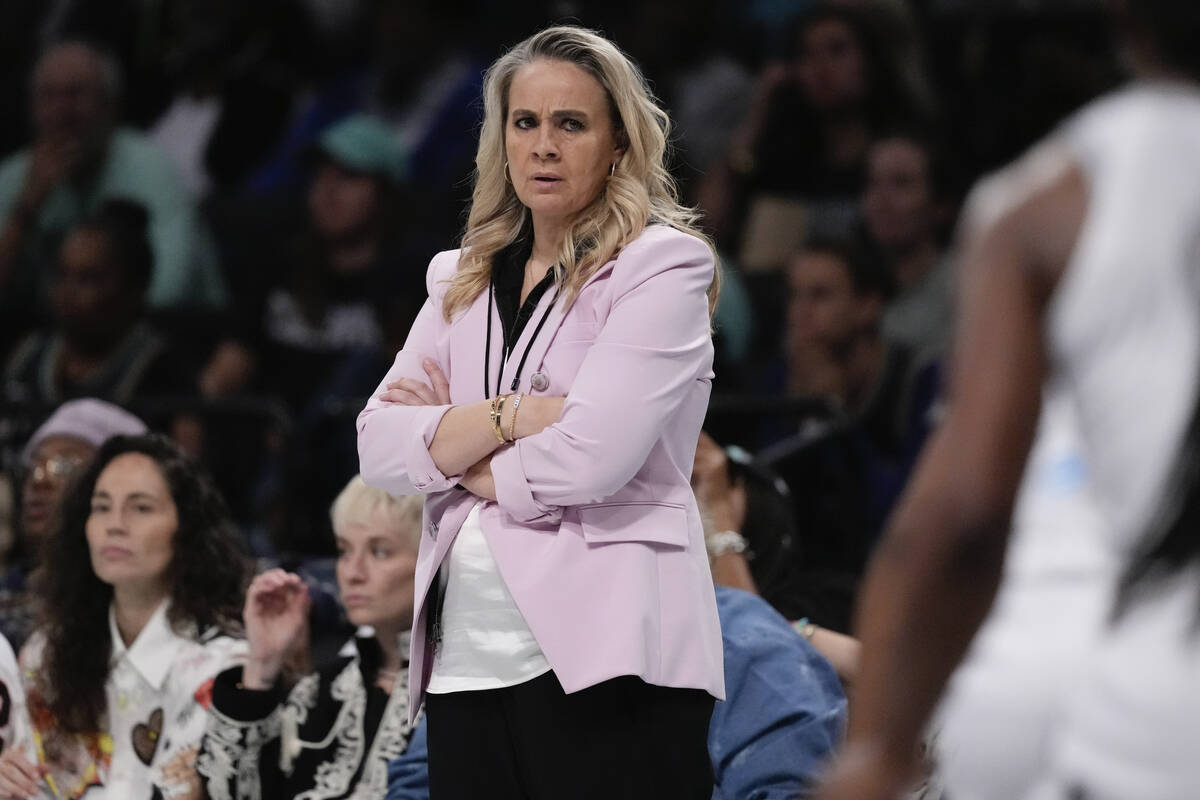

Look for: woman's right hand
[0,749,42,799]
[242,570,310,689]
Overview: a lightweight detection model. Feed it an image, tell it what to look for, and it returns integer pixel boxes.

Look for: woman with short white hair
[199,476,427,800]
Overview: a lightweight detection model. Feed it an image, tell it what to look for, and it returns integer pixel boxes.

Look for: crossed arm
[378,358,563,500]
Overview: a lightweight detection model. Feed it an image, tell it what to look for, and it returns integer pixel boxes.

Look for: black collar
[484,233,560,398]
[493,235,555,353]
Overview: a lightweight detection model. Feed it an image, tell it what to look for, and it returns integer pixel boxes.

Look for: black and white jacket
[197,636,420,800]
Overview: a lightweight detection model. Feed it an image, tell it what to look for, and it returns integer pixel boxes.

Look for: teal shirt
[0,128,227,309]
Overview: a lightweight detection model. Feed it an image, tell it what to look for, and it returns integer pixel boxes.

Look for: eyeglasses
[28,454,86,484]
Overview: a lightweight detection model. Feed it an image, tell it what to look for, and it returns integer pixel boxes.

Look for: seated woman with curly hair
[0,434,250,800]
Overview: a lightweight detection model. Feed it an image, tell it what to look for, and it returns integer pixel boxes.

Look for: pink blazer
[357,224,725,719]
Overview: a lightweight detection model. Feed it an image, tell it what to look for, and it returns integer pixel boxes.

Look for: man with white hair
[0,40,225,350]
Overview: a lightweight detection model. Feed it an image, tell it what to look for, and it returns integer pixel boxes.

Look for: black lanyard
[483,274,561,399]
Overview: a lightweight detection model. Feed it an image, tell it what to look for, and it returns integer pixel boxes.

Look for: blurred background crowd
[0,0,1125,643]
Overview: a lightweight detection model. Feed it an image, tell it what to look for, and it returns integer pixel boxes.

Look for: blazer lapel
[450,285,505,403]
[500,260,616,394]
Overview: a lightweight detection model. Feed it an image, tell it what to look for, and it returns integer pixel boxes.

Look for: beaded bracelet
[507,393,524,442]
[791,617,817,640]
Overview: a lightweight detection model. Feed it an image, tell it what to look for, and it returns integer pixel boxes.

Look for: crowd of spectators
[0,0,1129,796]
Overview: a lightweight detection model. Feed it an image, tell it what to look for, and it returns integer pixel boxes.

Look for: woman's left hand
[379,359,450,406]
[159,746,203,800]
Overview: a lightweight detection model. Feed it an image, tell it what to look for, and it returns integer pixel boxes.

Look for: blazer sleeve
[357,251,463,496]
[491,229,714,521]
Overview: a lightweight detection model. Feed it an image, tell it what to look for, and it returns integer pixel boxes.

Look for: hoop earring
[609,162,616,178]
[504,161,511,183]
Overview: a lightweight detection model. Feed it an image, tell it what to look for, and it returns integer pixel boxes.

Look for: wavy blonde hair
[442,25,719,321]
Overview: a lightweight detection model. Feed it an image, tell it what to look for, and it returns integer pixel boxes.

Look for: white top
[17,601,246,799]
[426,504,551,694]
[945,80,1200,800]
[148,95,221,198]
[933,391,1114,800]
[1039,81,1200,800]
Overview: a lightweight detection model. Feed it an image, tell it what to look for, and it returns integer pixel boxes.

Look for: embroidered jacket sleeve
[199,657,419,800]
[197,664,311,800]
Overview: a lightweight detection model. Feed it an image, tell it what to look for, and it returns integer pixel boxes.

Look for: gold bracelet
[489,394,507,443]
[507,393,523,442]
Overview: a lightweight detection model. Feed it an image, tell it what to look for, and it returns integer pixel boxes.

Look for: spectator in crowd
[0,398,146,648]
[693,430,862,679]
[199,114,417,404]
[750,238,939,622]
[200,476,427,799]
[0,40,226,352]
[779,236,937,471]
[143,1,304,198]
[241,0,489,251]
[200,114,426,555]
[698,2,930,259]
[708,586,847,799]
[0,434,249,799]
[2,200,196,410]
[862,131,955,358]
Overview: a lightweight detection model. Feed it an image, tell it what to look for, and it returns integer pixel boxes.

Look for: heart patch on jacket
[132,707,163,765]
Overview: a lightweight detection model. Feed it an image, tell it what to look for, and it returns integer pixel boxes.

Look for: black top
[227,233,427,413]
[1,323,193,410]
[493,235,555,355]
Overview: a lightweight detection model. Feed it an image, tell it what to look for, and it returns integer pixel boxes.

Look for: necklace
[484,273,560,398]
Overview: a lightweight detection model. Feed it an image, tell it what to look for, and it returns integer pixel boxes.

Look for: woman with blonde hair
[358,24,724,800]
[198,476,427,800]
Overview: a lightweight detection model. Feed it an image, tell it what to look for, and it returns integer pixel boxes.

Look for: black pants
[425,671,715,799]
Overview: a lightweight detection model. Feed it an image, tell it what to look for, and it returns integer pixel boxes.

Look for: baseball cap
[313,114,407,183]
[21,398,148,466]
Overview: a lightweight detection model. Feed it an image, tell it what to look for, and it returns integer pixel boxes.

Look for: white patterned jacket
[197,636,421,800]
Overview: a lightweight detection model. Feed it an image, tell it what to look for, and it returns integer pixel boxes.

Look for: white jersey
[1039,81,1200,800]
[933,391,1113,800]
[1048,82,1200,557]
[936,81,1200,800]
